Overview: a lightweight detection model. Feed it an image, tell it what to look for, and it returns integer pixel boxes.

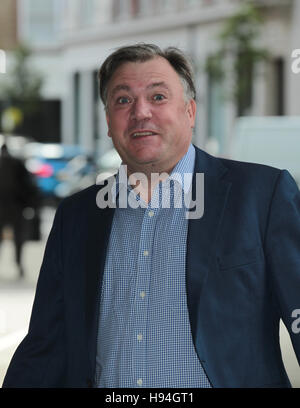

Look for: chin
[132,150,160,162]
[136,156,159,165]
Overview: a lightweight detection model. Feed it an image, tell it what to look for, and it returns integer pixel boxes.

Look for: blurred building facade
[11,0,300,156]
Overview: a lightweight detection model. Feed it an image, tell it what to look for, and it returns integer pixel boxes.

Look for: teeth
[132,132,155,137]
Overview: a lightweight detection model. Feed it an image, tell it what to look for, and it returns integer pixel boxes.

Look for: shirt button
[137,378,143,386]
[137,334,143,341]
[148,210,154,217]
[143,250,149,256]
[140,291,146,298]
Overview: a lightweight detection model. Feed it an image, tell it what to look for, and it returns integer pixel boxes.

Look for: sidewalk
[0,206,55,385]
[0,238,46,385]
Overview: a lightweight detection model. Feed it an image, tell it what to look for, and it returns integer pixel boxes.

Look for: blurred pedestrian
[0,143,40,278]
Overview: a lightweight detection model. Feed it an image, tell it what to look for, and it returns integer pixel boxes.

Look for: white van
[229,115,300,388]
[229,116,300,187]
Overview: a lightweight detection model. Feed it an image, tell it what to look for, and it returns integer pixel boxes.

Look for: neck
[126,163,175,204]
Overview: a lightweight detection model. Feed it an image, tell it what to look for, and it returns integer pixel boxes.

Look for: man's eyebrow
[110,84,131,97]
[110,82,170,98]
[147,82,170,91]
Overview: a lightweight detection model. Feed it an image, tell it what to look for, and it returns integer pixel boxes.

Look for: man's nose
[131,98,152,121]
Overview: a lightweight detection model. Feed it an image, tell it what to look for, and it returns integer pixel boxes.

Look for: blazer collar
[186,146,232,344]
[85,189,115,377]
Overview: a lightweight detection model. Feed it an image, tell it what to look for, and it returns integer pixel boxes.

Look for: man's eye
[153,94,165,101]
[117,97,130,104]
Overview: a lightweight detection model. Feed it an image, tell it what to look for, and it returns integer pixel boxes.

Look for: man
[3,44,300,388]
[0,143,40,278]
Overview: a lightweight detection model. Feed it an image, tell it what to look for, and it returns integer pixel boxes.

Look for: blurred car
[96,148,122,184]
[24,143,97,201]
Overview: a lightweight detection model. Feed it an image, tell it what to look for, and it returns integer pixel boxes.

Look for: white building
[16,0,300,157]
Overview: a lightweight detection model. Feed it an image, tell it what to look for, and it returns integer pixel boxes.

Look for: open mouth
[131,131,158,138]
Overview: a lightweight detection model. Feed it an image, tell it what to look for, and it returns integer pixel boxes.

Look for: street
[0,206,299,387]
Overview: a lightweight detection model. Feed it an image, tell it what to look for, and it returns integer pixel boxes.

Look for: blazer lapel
[186,147,232,345]
[84,189,115,375]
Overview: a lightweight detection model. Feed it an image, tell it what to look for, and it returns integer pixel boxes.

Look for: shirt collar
[168,143,195,194]
[111,143,196,202]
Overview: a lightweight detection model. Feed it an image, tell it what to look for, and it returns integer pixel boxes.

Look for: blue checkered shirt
[95,144,211,388]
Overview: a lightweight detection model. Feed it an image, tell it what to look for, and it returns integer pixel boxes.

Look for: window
[139,0,154,16]
[112,0,131,21]
[182,0,214,9]
[131,0,140,18]
[112,0,156,20]
[79,0,95,27]
[26,0,56,45]
[158,0,177,13]
[183,0,202,9]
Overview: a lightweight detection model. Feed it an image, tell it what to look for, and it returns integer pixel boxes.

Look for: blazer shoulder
[193,147,297,207]
[219,156,281,179]
[219,157,300,206]
[194,145,282,186]
[58,183,97,211]
[57,174,116,213]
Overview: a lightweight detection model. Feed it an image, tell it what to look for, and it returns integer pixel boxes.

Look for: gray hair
[98,43,196,109]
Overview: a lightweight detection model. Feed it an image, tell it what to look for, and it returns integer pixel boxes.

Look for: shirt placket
[130,191,159,388]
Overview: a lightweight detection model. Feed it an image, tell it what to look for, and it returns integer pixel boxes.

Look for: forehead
[107,56,183,92]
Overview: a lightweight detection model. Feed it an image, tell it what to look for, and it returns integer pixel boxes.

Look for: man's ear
[187,99,196,128]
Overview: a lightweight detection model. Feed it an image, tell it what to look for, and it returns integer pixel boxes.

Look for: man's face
[105,56,196,174]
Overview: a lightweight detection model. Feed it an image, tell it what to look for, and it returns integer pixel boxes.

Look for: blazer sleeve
[265,169,300,364]
[2,204,66,387]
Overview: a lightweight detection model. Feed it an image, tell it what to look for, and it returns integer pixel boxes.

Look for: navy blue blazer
[3,146,300,388]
